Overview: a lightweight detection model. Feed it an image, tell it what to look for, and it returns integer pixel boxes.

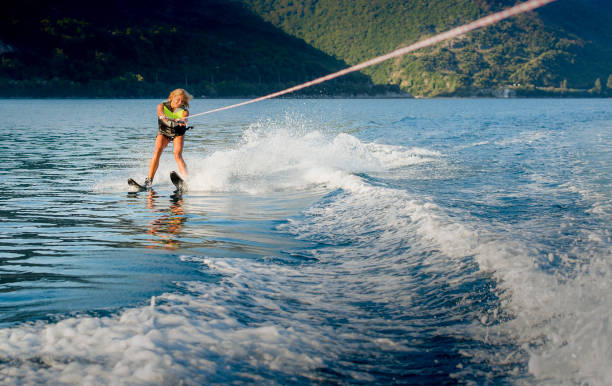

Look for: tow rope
[188,0,557,119]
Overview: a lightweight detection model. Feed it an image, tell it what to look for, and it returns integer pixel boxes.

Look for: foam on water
[0,271,327,384]
[187,121,612,384]
[185,125,440,194]
[3,124,448,384]
[93,122,439,195]
[3,106,611,384]
[280,177,612,384]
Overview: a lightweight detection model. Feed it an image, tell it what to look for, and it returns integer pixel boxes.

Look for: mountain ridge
[244,0,612,97]
[0,0,402,97]
[2,0,610,97]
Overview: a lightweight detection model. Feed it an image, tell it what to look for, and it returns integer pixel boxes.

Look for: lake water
[0,98,610,384]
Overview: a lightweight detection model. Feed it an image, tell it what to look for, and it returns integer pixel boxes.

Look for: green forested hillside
[0,0,399,97]
[3,0,610,97]
[244,0,612,97]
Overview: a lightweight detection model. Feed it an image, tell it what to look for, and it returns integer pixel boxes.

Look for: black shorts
[158,125,187,141]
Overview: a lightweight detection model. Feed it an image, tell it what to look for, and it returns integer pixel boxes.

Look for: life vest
[162,101,187,120]
[158,101,188,139]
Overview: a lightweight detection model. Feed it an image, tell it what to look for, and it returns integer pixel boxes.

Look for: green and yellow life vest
[158,101,189,139]
[162,102,186,120]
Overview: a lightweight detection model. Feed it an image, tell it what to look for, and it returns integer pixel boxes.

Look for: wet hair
[167,88,193,108]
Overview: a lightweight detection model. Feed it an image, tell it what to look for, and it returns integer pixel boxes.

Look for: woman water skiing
[143,88,193,189]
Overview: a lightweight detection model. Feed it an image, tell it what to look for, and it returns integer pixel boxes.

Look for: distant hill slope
[244,0,612,97]
[0,0,401,97]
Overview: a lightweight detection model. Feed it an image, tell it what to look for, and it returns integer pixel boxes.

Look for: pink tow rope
[188,0,557,119]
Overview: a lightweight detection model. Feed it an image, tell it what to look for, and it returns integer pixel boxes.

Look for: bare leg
[148,134,171,181]
[173,135,188,178]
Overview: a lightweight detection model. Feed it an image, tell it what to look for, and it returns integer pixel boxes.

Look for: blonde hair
[167,88,193,108]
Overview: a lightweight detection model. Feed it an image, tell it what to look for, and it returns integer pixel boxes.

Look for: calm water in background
[0,98,610,384]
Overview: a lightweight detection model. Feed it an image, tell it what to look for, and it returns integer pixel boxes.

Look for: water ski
[170,171,185,191]
[128,178,148,191]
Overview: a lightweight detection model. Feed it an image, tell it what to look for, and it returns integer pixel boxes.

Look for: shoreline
[0,95,609,100]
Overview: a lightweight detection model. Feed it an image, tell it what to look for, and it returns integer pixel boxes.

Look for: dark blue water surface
[0,99,610,384]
